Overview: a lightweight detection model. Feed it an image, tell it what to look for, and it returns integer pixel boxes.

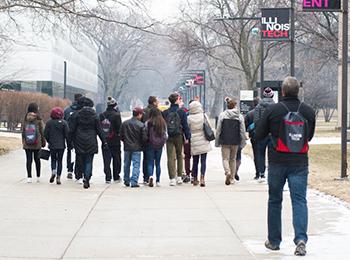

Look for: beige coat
[187,101,212,156]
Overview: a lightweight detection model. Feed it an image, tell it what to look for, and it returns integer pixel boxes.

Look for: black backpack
[166,111,182,137]
[275,102,309,154]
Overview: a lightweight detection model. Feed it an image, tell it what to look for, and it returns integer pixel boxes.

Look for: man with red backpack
[99,96,122,184]
[256,77,315,256]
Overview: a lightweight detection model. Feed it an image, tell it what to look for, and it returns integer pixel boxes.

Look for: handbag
[40,149,50,160]
[203,114,215,141]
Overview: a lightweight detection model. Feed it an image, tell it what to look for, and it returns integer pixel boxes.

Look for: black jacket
[99,107,122,147]
[44,119,69,150]
[245,109,256,140]
[142,104,157,123]
[69,107,106,154]
[162,104,191,140]
[120,117,147,152]
[64,102,80,121]
[256,97,316,166]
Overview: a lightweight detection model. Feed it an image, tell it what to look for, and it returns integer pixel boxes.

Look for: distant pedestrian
[254,87,275,182]
[141,96,160,184]
[64,93,82,179]
[145,108,167,187]
[187,101,212,187]
[69,97,107,189]
[245,97,260,180]
[121,107,147,188]
[22,103,46,183]
[162,93,191,186]
[99,96,122,184]
[256,77,316,256]
[44,107,69,185]
[215,99,246,185]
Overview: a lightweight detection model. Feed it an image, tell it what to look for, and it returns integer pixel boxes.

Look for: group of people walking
[21,76,316,256]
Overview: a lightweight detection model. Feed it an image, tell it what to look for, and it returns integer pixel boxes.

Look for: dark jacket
[69,107,106,154]
[162,104,191,140]
[44,119,69,150]
[245,109,256,141]
[142,104,158,123]
[22,112,46,150]
[254,97,275,129]
[64,102,80,121]
[120,117,147,152]
[255,97,316,166]
[99,107,122,147]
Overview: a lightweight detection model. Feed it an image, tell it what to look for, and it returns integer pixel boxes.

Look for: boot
[225,174,231,185]
[200,175,205,187]
[56,175,61,185]
[193,177,199,186]
[49,172,56,183]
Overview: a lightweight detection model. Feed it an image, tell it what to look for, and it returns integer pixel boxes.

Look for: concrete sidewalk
[0,145,349,259]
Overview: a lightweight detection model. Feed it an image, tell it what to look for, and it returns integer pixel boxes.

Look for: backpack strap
[297,102,304,113]
[280,102,290,112]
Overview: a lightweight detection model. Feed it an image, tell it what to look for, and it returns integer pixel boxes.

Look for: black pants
[66,148,74,173]
[25,149,41,178]
[142,150,149,182]
[50,149,65,176]
[74,153,83,180]
[251,139,259,176]
[102,146,121,181]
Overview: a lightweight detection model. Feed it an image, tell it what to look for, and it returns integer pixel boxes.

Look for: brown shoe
[225,174,231,185]
[200,176,205,187]
[149,177,154,187]
[193,178,199,186]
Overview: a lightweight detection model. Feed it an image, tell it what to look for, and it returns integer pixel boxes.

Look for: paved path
[0,142,349,259]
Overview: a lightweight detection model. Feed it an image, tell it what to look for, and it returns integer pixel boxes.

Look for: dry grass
[0,137,21,155]
[243,144,350,203]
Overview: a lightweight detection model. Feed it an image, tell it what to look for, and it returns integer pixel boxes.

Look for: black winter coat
[99,107,122,147]
[44,119,69,150]
[255,97,316,166]
[120,117,147,152]
[69,107,106,155]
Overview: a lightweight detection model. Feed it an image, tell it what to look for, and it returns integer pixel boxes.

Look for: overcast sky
[150,0,185,20]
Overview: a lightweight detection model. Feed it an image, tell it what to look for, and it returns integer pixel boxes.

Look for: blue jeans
[123,151,141,186]
[76,154,94,181]
[146,145,163,183]
[268,164,308,246]
[50,149,65,176]
[192,153,207,178]
[257,136,273,174]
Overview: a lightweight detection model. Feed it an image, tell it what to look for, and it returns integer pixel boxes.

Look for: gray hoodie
[215,108,247,148]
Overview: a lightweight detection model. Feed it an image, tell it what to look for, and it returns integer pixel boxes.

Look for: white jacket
[187,101,212,156]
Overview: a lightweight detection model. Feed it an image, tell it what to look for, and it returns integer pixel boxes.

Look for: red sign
[302,0,341,11]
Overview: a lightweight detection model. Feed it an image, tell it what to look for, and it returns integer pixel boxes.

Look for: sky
[150,0,185,21]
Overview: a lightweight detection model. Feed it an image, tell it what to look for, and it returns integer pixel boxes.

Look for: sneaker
[294,241,306,256]
[254,175,260,180]
[149,177,154,187]
[156,182,161,187]
[27,177,32,183]
[36,177,40,183]
[114,178,121,183]
[105,181,111,184]
[264,240,280,251]
[131,184,140,188]
[77,179,83,185]
[235,174,240,182]
[182,175,191,183]
[49,174,56,183]
[169,179,176,186]
[67,172,73,179]
[124,181,130,187]
[56,176,61,185]
[83,179,90,189]
[225,174,231,185]
[176,177,183,185]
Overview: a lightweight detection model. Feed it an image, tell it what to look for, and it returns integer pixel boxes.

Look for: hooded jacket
[99,107,122,147]
[44,119,69,150]
[69,107,106,154]
[215,108,246,148]
[64,102,80,121]
[187,101,212,156]
[22,112,46,150]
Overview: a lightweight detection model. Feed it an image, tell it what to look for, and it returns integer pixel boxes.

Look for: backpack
[24,122,39,145]
[166,111,182,137]
[275,102,309,154]
[148,124,166,149]
[101,114,115,140]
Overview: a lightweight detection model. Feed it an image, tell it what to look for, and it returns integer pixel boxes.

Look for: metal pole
[341,0,349,179]
[203,70,206,111]
[260,39,264,95]
[63,61,67,99]
[290,0,295,76]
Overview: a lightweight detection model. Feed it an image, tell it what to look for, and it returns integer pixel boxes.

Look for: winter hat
[78,97,94,108]
[263,87,274,98]
[51,107,64,120]
[107,96,117,107]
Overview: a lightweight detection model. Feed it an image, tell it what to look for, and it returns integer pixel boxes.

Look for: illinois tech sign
[261,8,290,41]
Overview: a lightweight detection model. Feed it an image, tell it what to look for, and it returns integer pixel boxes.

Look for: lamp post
[63,61,67,99]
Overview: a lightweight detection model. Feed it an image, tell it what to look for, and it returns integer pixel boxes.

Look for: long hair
[148,108,166,137]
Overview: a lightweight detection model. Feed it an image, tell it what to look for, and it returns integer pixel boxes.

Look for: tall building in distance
[0,14,98,100]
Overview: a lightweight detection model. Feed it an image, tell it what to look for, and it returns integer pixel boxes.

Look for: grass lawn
[0,137,22,155]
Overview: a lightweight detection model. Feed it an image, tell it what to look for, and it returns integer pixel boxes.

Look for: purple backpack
[149,125,166,149]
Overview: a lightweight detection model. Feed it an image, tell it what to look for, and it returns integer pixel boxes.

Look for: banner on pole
[302,0,341,12]
[261,8,290,41]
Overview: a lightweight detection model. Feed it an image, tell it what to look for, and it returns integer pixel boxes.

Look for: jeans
[50,149,65,176]
[192,153,207,179]
[166,135,184,179]
[25,149,41,178]
[257,136,273,174]
[123,151,141,186]
[66,148,74,173]
[146,145,163,183]
[268,164,308,246]
[102,146,121,181]
[184,142,191,176]
[221,145,239,176]
[76,153,94,181]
